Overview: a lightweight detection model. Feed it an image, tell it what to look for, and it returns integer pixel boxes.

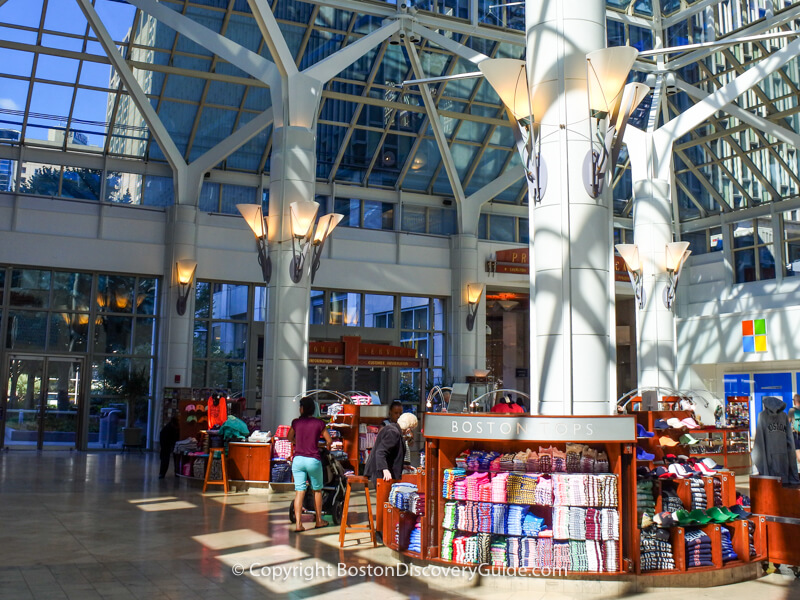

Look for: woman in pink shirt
[288,396,332,531]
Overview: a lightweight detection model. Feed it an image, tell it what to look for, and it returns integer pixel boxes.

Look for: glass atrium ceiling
[1,0,800,219]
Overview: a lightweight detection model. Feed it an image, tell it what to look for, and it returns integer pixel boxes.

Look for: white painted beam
[411,23,491,65]
[188,108,274,177]
[246,0,299,78]
[304,20,399,83]
[126,0,280,88]
[77,0,185,173]
[405,39,466,220]
[667,6,800,71]
[654,36,800,172]
[676,79,800,147]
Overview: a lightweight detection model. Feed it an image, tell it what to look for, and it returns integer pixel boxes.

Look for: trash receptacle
[99,408,122,448]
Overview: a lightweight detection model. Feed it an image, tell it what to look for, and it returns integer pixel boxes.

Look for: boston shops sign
[423,414,636,443]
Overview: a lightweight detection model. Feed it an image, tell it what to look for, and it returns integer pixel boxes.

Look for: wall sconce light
[289,200,320,283]
[288,201,345,283]
[175,259,197,316]
[585,47,649,197]
[663,241,691,309]
[615,244,645,309]
[478,59,547,203]
[466,283,484,331]
[310,213,344,284]
[237,204,271,283]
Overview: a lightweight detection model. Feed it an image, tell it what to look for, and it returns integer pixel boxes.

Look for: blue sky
[0,0,137,145]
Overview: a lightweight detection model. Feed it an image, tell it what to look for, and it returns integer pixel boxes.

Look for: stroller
[288,448,348,525]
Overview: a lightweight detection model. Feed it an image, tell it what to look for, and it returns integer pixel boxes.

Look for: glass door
[3,357,43,449]
[42,358,81,449]
[2,356,82,449]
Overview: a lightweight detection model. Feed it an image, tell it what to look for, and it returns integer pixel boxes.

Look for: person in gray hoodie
[752,396,800,485]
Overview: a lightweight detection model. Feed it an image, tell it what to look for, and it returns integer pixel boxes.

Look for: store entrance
[2,355,83,450]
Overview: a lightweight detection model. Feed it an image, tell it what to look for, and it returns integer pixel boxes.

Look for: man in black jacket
[364,412,418,482]
[158,417,180,479]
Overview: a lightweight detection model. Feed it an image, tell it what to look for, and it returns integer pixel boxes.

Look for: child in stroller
[289,448,348,525]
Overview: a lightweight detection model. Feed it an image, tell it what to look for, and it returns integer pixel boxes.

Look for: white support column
[632,179,677,391]
[253,13,400,430]
[264,125,318,431]
[159,170,203,425]
[526,0,611,415]
[449,235,483,383]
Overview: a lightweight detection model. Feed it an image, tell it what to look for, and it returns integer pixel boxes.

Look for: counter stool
[339,475,377,547]
[203,448,228,493]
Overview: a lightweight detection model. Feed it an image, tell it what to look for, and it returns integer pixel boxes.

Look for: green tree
[20,166,59,196]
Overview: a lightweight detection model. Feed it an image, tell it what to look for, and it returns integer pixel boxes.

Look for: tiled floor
[0,451,798,600]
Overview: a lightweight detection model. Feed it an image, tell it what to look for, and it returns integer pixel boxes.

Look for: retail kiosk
[378,412,767,583]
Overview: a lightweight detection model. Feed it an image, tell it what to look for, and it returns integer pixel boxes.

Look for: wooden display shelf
[226,441,272,483]
[340,404,391,476]
[383,502,421,553]
[634,410,750,474]
[174,452,208,481]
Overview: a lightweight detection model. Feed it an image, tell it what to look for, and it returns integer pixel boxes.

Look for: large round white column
[632,179,677,391]
[161,203,198,391]
[526,0,612,415]
[263,125,317,431]
[449,234,484,382]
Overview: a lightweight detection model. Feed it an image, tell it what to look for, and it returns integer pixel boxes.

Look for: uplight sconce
[466,283,484,331]
[615,244,645,309]
[237,204,271,283]
[478,59,547,203]
[289,201,344,284]
[310,213,344,284]
[663,241,692,310]
[585,47,649,198]
[289,200,320,283]
[175,259,197,316]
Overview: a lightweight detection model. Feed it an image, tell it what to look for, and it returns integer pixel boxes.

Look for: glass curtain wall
[0,266,159,449]
[192,281,250,393]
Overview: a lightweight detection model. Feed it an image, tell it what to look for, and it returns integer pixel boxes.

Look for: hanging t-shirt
[207,396,228,428]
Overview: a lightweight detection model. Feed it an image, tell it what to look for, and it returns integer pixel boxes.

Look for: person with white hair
[364,411,419,482]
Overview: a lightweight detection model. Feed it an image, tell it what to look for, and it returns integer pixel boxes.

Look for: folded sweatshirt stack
[690,479,707,510]
[721,527,738,563]
[713,477,723,507]
[408,522,422,553]
[506,536,520,568]
[685,529,713,568]
[443,468,466,498]
[747,519,757,558]
[640,527,675,571]
[491,472,509,503]
[637,479,656,516]
[569,540,588,572]
[553,540,572,571]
